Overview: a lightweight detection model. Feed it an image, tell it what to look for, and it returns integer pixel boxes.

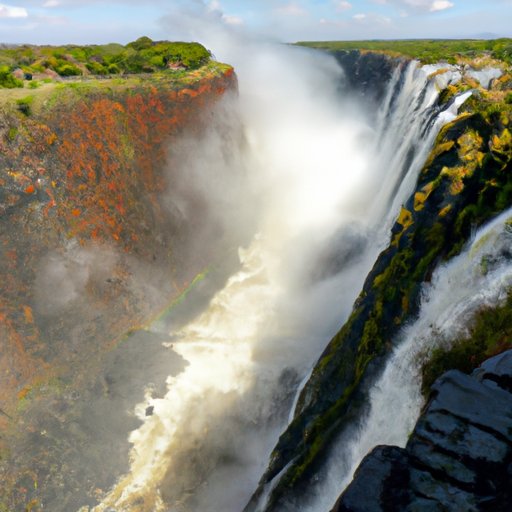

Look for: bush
[56,63,81,76]
[16,95,34,116]
[127,36,153,51]
[107,63,120,74]
[0,66,23,88]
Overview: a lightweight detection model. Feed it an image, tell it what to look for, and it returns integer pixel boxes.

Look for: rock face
[332,350,512,512]
[0,65,239,510]
[329,50,403,104]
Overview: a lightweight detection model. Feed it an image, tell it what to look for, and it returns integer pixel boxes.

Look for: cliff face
[333,350,512,512]
[246,51,512,511]
[0,63,237,510]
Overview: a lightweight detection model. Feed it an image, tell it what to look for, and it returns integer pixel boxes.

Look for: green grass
[296,38,512,64]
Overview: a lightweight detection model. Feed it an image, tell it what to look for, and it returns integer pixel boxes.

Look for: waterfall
[300,209,512,512]
[89,46,470,512]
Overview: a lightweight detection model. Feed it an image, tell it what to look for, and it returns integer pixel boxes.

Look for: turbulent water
[89,42,482,512]
[301,207,512,512]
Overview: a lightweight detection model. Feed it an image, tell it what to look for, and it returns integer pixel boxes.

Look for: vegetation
[421,289,512,395]
[0,36,212,88]
[0,65,22,88]
[296,38,512,64]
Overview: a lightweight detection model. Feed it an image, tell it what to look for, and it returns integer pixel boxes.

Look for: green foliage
[86,60,107,75]
[56,63,81,76]
[505,92,512,104]
[0,39,213,80]
[7,126,18,141]
[296,39,512,64]
[421,289,512,394]
[127,36,153,51]
[0,66,23,88]
[16,95,34,115]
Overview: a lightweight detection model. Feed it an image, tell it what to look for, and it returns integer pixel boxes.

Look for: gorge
[0,36,512,512]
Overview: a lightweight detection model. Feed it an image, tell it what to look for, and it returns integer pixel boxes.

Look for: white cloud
[207,0,221,12]
[353,12,392,24]
[401,0,454,11]
[0,3,28,18]
[274,2,307,16]
[43,0,60,7]
[334,0,352,10]
[429,0,454,11]
[222,14,243,25]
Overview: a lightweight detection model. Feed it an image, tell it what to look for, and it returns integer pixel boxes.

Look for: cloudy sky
[0,0,510,45]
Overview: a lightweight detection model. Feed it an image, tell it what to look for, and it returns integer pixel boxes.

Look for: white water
[89,46,472,512]
[302,210,512,512]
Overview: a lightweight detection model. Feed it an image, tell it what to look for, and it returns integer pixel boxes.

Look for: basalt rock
[332,350,512,512]
[330,50,404,105]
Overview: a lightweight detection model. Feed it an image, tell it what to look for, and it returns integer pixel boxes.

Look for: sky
[0,0,511,46]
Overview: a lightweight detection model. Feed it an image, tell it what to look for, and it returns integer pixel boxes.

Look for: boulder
[332,350,512,512]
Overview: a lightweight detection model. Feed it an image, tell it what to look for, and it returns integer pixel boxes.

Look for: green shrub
[127,36,153,51]
[16,95,34,116]
[107,63,120,74]
[0,66,23,88]
[56,63,81,76]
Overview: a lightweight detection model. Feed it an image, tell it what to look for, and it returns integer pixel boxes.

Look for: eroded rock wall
[0,66,237,510]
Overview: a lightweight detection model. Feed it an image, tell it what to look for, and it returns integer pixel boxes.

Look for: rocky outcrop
[330,50,404,104]
[332,350,512,512]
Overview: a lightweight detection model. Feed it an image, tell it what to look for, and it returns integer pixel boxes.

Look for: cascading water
[88,43,473,512]
[300,207,512,512]
[248,59,472,512]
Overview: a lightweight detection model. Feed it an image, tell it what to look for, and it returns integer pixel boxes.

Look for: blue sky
[0,0,511,45]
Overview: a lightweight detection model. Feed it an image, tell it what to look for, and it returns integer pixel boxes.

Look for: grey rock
[474,350,512,394]
[408,438,476,484]
[414,412,510,464]
[333,350,512,512]
[331,445,411,512]
[430,369,512,442]
[408,469,478,511]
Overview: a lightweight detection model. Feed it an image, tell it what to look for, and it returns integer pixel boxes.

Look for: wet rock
[474,350,512,393]
[331,445,411,512]
[429,370,512,442]
[333,350,512,512]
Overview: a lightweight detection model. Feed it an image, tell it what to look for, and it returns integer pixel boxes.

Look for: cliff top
[296,38,512,66]
[0,36,231,97]
[0,59,233,114]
